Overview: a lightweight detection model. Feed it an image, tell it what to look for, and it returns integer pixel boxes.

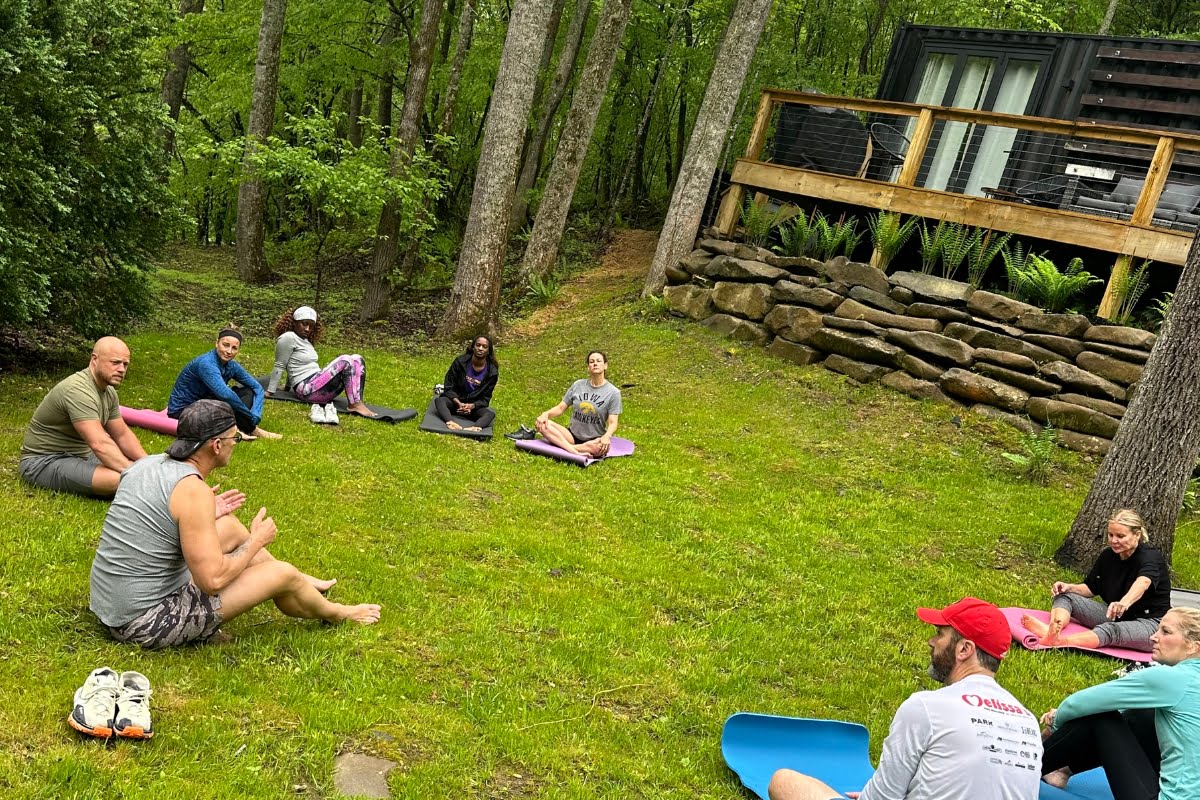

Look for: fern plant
[1001,241,1038,295]
[937,222,976,282]
[965,228,1012,289]
[524,274,560,307]
[918,219,947,275]
[833,216,863,260]
[1111,259,1153,326]
[868,212,918,271]
[1002,425,1059,485]
[1151,292,1174,328]
[740,198,784,247]
[1011,255,1101,312]
[777,211,821,258]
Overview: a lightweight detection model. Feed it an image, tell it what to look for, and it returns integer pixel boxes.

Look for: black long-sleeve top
[442,352,499,408]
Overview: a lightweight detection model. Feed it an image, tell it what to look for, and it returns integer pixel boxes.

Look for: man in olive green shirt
[19,337,147,497]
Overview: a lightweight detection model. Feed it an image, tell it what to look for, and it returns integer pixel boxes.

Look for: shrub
[867,212,918,271]
[777,212,821,259]
[1002,425,1059,485]
[740,199,784,247]
[1111,259,1152,326]
[937,222,975,282]
[1151,292,1174,328]
[1010,254,1101,313]
[918,220,947,275]
[966,229,1012,289]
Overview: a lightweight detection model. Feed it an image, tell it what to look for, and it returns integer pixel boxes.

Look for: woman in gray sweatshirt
[265,306,375,419]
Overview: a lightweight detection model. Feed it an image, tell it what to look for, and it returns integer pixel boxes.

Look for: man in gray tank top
[89,400,381,649]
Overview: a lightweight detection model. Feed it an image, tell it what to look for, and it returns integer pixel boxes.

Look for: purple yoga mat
[514,436,635,467]
[1000,607,1153,663]
[121,406,178,436]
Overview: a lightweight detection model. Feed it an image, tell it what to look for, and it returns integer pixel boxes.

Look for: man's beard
[927,643,954,684]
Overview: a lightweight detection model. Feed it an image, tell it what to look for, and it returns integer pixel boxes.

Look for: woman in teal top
[1040,607,1200,800]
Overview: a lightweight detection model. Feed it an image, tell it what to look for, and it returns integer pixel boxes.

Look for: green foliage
[1183,475,1200,516]
[0,0,176,335]
[1009,254,1101,313]
[936,222,975,282]
[776,211,822,259]
[638,293,672,320]
[918,219,947,275]
[1111,259,1153,326]
[867,212,918,271]
[523,273,561,307]
[1002,425,1059,485]
[1001,240,1038,295]
[966,229,1012,289]
[739,199,784,247]
[1151,292,1174,328]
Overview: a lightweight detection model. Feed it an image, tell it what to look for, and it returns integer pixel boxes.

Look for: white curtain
[964,60,1040,196]
[926,57,996,191]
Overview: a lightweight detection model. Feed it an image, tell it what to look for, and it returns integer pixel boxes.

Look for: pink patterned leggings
[294,355,366,405]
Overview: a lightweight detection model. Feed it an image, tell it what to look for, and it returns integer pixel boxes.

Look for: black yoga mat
[418,398,493,440]
[258,377,416,423]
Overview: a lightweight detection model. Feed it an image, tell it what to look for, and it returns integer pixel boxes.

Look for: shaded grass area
[0,246,1196,798]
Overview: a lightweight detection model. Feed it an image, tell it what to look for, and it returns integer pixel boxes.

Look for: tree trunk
[519,0,634,285]
[235,0,289,283]
[1098,0,1119,34]
[674,6,692,187]
[362,0,446,321]
[161,0,206,158]
[377,14,399,143]
[435,0,558,340]
[1057,234,1200,571]
[439,0,477,135]
[642,0,774,296]
[857,0,889,76]
[348,78,364,147]
[509,0,591,232]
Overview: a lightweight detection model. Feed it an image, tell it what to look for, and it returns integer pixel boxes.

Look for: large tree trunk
[376,13,400,143]
[361,0,446,321]
[509,0,591,232]
[161,0,205,158]
[235,0,289,283]
[435,0,558,340]
[1058,235,1200,571]
[438,0,476,135]
[1098,0,1119,34]
[642,0,774,296]
[518,0,634,285]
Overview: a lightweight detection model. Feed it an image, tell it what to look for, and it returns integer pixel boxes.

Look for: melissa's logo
[961,694,1031,717]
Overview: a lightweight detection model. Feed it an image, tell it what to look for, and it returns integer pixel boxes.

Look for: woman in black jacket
[436,336,499,431]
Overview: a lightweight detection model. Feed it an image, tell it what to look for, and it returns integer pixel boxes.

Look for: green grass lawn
[1,243,1197,798]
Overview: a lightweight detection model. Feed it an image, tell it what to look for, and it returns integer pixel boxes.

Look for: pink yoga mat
[120,406,178,436]
[1000,607,1153,663]
[514,436,635,467]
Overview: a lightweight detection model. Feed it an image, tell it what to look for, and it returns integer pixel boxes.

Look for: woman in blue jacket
[1040,606,1200,800]
[168,329,280,440]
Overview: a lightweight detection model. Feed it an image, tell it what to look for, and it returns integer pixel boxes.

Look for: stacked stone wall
[664,238,1157,455]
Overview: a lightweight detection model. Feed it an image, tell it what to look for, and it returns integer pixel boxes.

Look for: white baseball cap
[293,306,317,322]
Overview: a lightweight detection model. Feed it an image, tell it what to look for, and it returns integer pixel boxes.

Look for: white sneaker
[323,404,339,425]
[310,404,326,424]
[67,667,119,739]
[114,671,153,739]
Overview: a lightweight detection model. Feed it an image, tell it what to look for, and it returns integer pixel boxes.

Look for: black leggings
[434,395,495,428]
[1042,709,1160,800]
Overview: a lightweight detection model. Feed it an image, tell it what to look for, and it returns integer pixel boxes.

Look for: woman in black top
[436,336,499,431]
[1022,509,1171,651]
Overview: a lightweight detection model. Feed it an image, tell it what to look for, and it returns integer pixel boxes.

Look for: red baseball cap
[916,597,1010,660]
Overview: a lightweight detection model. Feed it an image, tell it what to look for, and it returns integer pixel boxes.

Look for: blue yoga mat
[720,712,1113,800]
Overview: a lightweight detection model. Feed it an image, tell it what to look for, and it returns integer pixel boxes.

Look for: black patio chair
[982,174,1072,208]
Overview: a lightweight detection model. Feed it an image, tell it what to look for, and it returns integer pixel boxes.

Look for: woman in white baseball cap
[265,306,375,423]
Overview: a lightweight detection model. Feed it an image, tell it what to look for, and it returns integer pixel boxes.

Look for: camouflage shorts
[107,582,224,649]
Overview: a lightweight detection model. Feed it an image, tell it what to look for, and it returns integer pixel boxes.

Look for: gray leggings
[1052,591,1159,651]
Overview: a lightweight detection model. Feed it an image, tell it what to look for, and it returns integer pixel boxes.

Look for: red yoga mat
[1000,607,1153,663]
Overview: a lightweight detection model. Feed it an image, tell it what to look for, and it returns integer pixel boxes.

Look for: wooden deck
[715,91,1200,317]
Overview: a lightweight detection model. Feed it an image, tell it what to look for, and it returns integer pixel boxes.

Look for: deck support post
[1098,136,1176,319]
[715,92,776,236]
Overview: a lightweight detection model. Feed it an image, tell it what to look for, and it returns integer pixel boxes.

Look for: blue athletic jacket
[167,350,264,425]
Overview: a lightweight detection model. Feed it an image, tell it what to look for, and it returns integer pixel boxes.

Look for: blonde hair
[1109,508,1149,543]
[1167,607,1200,644]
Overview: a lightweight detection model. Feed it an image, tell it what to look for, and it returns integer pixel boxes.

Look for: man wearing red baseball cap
[769,598,1042,800]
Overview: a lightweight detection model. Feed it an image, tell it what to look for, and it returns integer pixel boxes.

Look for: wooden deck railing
[715,90,1200,318]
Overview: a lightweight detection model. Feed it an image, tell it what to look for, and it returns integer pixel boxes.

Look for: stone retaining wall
[664,237,1158,455]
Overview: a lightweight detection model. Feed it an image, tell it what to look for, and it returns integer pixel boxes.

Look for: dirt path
[508,229,658,337]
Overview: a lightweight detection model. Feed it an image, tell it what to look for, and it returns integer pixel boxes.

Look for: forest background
[2,0,1198,349]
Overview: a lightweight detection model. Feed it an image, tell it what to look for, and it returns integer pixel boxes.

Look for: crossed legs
[535,419,607,457]
[211,516,380,626]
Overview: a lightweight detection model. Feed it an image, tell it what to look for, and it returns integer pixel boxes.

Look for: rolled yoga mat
[257,377,416,423]
[418,398,493,440]
[1000,607,1153,663]
[513,435,634,467]
[120,407,178,436]
[721,712,1113,800]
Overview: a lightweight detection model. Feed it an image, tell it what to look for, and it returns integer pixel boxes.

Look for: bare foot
[239,432,258,441]
[347,402,377,418]
[309,577,337,594]
[446,421,463,430]
[1043,768,1071,789]
[335,603,382,625]
[252,427,283,440]
[466,426,481,431]
[1020,614,1062,646]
